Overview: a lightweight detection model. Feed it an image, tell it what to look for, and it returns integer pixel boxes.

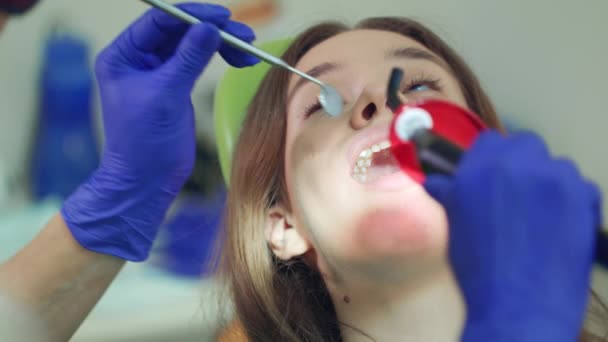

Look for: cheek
[285,138,359,252]
[285,123,350,214]
[287,143,349,225]
[445,80,469,109]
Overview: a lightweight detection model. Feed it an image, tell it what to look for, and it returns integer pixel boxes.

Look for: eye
[409,84,431,92]
[303,101,322,118]
[402,76,442,94]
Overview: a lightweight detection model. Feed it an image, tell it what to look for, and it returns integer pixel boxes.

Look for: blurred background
[0,0,607,340]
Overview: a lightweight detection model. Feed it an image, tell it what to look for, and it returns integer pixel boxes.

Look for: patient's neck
[329,264,465,342]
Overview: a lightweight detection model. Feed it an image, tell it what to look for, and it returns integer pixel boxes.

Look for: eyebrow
[288,62,341,100]
[288,47,448,103]
[386,46,450,71]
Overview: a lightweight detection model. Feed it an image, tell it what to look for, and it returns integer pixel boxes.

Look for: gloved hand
[61,3,259,261]
[425,131,602,341]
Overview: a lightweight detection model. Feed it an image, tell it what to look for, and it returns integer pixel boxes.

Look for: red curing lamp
[385,68,487,183]
[384,67,608,269]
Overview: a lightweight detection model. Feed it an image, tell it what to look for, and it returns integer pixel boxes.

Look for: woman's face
[274,29,468,286]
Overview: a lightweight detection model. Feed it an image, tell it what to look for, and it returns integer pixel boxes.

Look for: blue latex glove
[425,131,602,341]
[61,3,258,261]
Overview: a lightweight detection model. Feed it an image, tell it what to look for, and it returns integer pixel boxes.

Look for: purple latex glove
[425,131,602,341]
[61,3,258,261]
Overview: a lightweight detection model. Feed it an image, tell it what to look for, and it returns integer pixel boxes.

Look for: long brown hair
[217,17,607,341]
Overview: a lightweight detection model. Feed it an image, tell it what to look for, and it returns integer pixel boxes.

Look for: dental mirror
[140,0,344,117]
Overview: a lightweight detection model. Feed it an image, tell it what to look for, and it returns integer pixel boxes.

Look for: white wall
[1,0,607,211]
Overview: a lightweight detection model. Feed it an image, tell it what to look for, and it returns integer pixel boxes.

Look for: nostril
[362,103,376,120]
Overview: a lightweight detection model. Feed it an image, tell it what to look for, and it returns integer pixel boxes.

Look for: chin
[329,199,448,286]
[348,191,448,262]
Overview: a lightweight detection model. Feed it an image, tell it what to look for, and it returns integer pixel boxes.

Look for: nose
[349,82,392,129]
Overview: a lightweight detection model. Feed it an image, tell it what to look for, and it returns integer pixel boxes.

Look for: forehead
[288,29,435,89]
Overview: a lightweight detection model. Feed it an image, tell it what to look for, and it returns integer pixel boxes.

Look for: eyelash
[402,75,443,94]
[303,101,323,118]
[302,75,443,118]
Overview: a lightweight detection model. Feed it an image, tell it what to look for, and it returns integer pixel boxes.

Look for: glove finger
[151,13,260,65]
[582,180,605,269]
[162,22,222,88]
[218,20,260,67]
[458,130,504,173]
[551,160,602,218]
[129,3,230,53]
[423,174,453,206]
[503,131,551,163]
[592,179,608,267]
[585,180,604,230]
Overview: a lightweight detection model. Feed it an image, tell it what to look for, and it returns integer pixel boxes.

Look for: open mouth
[351,140,401,183]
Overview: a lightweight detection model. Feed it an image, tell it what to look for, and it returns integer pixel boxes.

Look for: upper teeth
[352,141,391,182]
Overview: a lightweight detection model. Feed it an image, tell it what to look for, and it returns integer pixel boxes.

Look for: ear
[264,205,311,260]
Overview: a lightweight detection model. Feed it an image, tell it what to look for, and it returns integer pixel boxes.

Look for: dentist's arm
[0,214,124,342]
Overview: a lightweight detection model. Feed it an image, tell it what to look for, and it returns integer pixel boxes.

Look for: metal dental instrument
[140,0,344,117]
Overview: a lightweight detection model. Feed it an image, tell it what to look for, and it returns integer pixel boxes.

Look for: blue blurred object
[30,33,98,200]
[160,189,227,278]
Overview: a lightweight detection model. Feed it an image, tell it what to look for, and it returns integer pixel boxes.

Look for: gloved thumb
[587,181,604,229]
[163,22,222,88]
[423,174,453,206]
